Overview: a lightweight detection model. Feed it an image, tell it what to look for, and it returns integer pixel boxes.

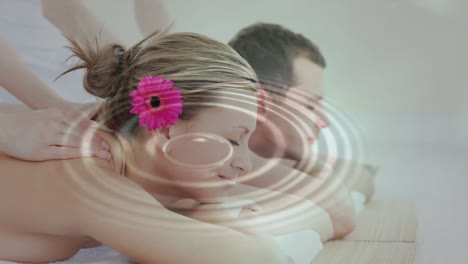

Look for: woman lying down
[0,32,333,264]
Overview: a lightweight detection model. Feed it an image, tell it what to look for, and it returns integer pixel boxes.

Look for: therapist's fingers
[75,104,110,150]
[59,122,107,150]
[52,102,111,157]
[77,120,111,151]
[43,146,93,160]
[44,145,111,161]
[52,119,111,160]
[54,133,111,160]
[58,117,110,152]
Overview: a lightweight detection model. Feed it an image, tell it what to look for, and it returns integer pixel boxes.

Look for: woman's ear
[159,127,171,140]
[154,121,192,153]
[154,127,171,150]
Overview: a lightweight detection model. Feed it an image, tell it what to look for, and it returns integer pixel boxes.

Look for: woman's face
[157,92,258,202]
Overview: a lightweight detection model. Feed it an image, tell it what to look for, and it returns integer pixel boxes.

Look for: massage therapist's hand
[0,107,111,161]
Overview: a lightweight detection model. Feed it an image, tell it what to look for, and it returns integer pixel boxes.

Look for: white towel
[272,230,323,264]
[0,246,130,264]
[351,191,366,216]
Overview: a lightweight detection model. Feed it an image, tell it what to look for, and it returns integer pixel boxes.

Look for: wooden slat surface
[312,200,417,264]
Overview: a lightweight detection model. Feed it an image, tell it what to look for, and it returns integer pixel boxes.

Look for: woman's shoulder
[0,129,125,185]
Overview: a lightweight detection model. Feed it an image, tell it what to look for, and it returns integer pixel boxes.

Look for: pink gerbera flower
[130,75,183,131]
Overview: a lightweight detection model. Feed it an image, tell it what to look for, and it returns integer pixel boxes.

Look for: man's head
[229,23,329,161]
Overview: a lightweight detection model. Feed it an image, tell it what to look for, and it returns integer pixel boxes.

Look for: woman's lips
[308,137,315,144]
[218,175,236,184]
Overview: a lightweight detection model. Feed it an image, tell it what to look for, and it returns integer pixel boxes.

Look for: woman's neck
[116,134,192,207]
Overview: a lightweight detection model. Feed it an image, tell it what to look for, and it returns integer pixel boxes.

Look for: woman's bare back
[0,154,103,262]
[0,128,331,263]
[0,131,124,262]
[0,156,77,261]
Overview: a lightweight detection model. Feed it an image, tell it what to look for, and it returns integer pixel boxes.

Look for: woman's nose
[231,151,252,172]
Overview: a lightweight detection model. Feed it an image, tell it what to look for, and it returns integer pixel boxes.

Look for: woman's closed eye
[228,139,240,146]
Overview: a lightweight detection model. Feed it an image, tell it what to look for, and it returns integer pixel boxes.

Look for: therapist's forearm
[133,0,172,37]
[42,0,119,45]
[244,151,356,239]
[0,113,8,153]
[299,154,376,202]
[0,39,64,110]
[0,112,17,154]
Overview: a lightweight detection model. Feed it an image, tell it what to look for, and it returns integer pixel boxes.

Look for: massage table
[312,200,417,264]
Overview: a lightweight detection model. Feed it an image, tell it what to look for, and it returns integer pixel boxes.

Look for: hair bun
[84,44,127,98]
[61,39,127,99]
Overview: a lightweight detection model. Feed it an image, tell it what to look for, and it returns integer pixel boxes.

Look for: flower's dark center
[150,96,161,108]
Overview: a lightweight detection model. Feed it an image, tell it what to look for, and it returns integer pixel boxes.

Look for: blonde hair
[61,32,258,133]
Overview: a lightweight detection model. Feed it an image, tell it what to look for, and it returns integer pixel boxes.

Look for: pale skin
[242,151,356,239]
[41,0,169,45]
[0,0,170,159]
[0,93,332,263]
[0,148,284,264]
[0,37,110,160]
[0,38,67,111]
[41,0,120,46]
[0,105,111,161]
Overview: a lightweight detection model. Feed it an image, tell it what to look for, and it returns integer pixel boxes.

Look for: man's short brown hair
[229,23,326,94]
